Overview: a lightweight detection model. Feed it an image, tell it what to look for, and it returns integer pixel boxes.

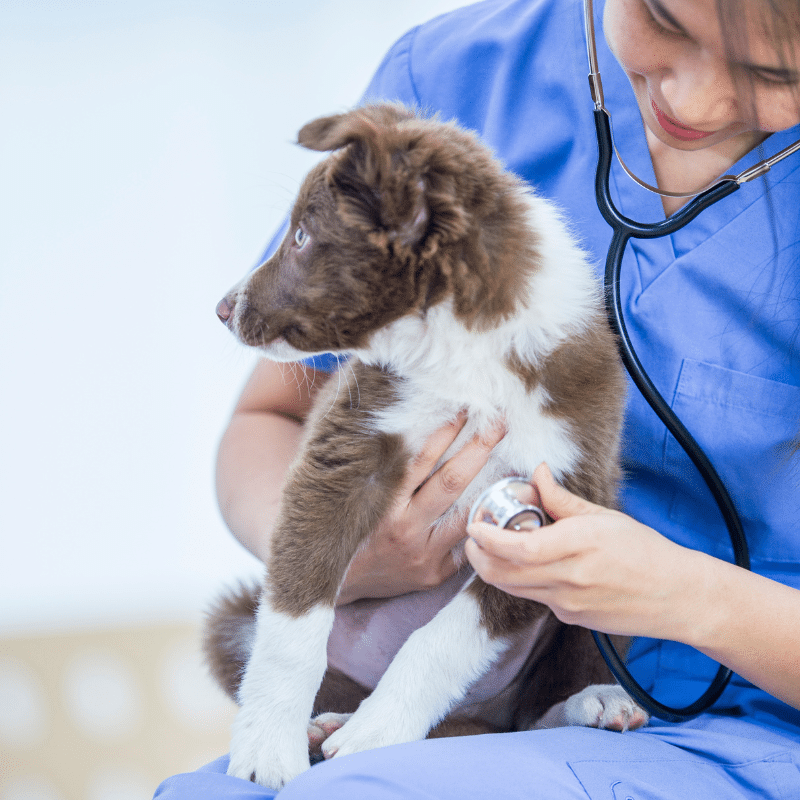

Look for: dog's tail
[202,582,260,703]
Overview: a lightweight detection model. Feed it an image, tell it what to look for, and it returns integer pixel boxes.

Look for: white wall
[0,0,468,635]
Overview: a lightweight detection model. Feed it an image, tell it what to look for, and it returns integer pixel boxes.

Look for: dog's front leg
[321,578,511,759]
[227,598,334,788]
[227,411,408,789]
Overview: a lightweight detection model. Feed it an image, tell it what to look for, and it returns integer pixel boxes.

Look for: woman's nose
[661,51,738,130]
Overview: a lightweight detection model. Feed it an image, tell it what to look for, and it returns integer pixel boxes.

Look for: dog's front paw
[321,708,421,760]
[564,684,649,732]
[227,707,310,790]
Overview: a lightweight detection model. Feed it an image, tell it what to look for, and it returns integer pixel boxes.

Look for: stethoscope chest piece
[468,477,545,531]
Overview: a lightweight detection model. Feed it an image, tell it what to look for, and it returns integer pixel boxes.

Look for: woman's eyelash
[641,2,799,88]
[642,1,685,36]
[745,67,799,87]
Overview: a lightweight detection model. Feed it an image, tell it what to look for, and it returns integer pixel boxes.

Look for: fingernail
[484,418,507,444]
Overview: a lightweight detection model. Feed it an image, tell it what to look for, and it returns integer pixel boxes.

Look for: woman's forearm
[216,409,305,563]
[216,359,321,562]
[682,551,800,711]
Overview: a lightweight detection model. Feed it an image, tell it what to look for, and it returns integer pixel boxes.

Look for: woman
[156,0,800,796]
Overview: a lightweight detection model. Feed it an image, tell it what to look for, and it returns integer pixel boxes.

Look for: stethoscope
[582,0,800,721]
[473,0,800,723]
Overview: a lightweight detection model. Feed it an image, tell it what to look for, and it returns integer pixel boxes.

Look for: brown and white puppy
[208,103,645,789]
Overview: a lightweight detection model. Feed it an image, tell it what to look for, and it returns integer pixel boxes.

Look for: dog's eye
[294,227,310,250]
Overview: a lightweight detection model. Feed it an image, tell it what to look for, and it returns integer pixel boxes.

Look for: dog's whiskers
[290,362,304,395]
[345,358,361,410]
[345,362,354,409]
[280,361,299,392]
[318,362,344,422]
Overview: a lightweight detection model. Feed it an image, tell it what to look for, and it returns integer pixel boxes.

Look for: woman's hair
[717,0,800,119]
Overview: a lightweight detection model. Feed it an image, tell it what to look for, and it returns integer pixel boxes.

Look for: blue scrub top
[353,0,800,733]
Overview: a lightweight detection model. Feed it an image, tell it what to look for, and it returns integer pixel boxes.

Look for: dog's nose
[216,297,233,323]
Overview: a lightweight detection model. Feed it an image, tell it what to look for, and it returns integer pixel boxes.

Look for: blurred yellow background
[1,623,237,800]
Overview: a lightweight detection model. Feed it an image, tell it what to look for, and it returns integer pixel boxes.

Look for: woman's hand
[466,462,800,711]
[464,463,700,642]
[337,416,506,605]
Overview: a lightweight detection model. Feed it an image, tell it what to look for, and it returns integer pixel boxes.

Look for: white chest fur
[355,192,600,511]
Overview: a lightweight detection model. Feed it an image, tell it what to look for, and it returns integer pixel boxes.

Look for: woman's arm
[216,359,318,563]
[216,358,505,603]
[465,462,800,711]
[687,553,800,712]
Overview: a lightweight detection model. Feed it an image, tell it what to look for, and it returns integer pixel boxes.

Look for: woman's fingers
[465,463,698,637]
[401,413,469,496]
[414,418,507,530]
[463,528,550,597]
[339,416,507,602]
[465,464,610,584]
[466,464,601,562]
[467,520,566,567]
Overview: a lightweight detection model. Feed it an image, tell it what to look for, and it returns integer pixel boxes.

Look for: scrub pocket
[664,359,800,567]
[569,752,799,800]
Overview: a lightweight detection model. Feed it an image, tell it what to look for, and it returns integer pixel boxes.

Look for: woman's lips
[651,97,716,141]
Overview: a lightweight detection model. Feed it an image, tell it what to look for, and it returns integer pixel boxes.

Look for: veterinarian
[155,0,800,796]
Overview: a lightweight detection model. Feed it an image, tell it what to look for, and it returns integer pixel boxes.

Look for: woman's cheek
[752,89,800,133]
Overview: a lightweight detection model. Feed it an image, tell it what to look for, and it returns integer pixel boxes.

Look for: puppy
[208,104,646,789]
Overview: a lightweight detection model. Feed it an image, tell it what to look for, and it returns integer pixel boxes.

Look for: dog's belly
[326,566,549,728]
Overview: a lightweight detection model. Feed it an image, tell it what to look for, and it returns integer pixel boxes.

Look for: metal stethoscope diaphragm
[468,477,546,531]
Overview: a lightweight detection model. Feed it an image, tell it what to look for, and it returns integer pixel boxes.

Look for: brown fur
[208,104,629,758]
[267,363,408,616]
[204,582,260,701]
[506,318,625,511]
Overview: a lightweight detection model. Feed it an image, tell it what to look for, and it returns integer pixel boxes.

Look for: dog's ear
[297,112,355,152]
[297,105,415,152]
[297,105,431,249]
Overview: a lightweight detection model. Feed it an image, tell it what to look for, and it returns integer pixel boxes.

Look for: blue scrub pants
[154,715,800,799]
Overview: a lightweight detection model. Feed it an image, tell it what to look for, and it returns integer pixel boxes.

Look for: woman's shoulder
[363,0,587,129]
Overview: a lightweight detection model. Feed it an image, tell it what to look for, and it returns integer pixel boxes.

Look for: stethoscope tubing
[591,108,752,722]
